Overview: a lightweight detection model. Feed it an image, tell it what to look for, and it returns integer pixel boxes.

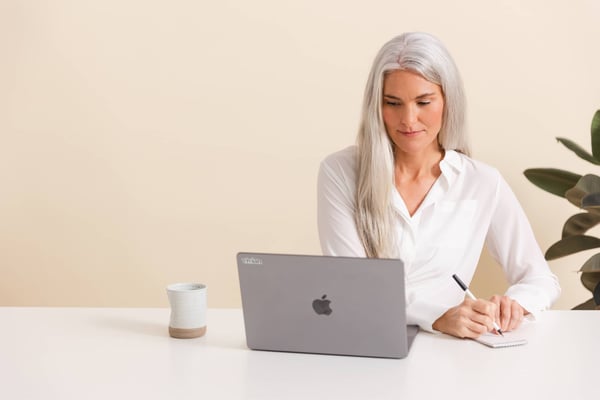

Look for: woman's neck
[394,147,444,180]
[393,147,445,216]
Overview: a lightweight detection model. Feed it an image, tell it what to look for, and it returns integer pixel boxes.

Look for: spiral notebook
[474,332,528,348]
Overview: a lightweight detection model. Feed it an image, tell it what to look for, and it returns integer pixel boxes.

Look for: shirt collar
[391,149,465,220]
[438,149,464,189]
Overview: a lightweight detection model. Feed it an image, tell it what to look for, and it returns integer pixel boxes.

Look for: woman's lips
[399,130,424,136]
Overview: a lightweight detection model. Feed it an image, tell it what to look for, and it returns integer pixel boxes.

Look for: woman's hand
[432,298,498,338]
[489,295,527,332]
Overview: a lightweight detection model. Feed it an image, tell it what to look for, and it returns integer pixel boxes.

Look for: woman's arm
[485,172,561,318]
[317,151,366,257]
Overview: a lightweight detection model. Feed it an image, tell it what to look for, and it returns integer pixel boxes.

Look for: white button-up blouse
[317,146,560,332]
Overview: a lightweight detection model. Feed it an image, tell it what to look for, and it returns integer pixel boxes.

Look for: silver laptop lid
[237,252,413,359]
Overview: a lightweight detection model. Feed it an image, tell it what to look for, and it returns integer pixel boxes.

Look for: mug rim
[167,283,206,292]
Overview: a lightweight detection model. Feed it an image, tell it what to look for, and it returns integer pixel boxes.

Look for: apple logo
[312,294,332,315]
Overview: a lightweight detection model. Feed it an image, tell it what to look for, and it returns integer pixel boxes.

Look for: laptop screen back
[237,252,413,358]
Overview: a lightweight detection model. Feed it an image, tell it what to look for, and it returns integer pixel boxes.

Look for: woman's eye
[417,101,431,106]
[385,101,401,106]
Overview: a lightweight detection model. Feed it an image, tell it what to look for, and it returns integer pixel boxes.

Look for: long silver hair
[355,32,470,258]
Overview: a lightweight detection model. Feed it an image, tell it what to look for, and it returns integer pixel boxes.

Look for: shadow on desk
[95,310,248,351]
[97,314,166,338]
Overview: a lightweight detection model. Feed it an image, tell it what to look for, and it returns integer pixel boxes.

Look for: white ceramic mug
[166,283,207,338]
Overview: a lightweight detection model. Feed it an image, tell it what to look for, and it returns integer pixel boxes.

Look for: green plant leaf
[582,192,600,208]
[572,297,596,310]
[591,110,600,159]
[581,271,600,292]
[523,168,581,198]
[556,137,600,165]
[562,212,600,238]
[565,174,600,207]
[545,235,600,260]
[579,253,600,272]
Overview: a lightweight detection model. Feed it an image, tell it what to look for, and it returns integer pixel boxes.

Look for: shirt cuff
[504,283,557,318]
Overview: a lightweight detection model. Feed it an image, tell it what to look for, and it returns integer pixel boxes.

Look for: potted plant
[524,109,600,309]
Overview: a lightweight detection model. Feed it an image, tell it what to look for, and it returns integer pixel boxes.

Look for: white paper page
[474,331,528,348]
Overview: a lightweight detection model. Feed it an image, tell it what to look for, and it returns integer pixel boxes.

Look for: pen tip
[498,330,504,337]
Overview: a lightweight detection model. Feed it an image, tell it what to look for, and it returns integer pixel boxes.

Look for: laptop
[237,252,418,359]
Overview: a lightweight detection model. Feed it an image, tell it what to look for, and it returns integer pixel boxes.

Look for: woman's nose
[400,105,418,126]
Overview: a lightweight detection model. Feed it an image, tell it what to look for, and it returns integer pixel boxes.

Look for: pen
[452,274,504,337]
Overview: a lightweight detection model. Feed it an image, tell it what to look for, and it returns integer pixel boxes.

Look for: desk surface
[0,308,597,399]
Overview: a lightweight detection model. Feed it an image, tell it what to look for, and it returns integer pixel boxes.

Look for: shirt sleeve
[485,172,561,317]
[406,299,449,333]
[317,155,366,257]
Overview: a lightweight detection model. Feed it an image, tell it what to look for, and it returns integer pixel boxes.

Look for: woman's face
[382,70,444,157]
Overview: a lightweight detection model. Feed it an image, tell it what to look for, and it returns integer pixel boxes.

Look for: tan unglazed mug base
[169,326,207,339]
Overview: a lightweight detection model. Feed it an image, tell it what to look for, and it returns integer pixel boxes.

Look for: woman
[317,32,560,339]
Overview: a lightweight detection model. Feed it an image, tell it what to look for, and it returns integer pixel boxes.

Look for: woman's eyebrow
[383,92,436,100]
[415,92,436,99]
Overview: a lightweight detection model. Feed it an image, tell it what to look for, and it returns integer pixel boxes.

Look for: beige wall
[1,1,599,309]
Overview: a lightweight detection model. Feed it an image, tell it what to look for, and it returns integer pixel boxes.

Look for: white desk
[0,308,597,399]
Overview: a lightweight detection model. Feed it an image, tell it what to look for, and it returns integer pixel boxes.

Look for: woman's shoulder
[449,150,502,181]
[319,146,358,194]
[320,145,358,174]
[318,146,358,200]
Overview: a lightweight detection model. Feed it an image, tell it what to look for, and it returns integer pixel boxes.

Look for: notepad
[474,332,528,348]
